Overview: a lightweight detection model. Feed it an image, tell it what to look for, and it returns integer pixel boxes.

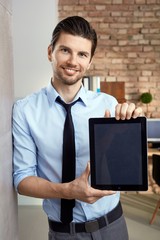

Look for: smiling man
[12,16,142,240]
[48,32,92,102]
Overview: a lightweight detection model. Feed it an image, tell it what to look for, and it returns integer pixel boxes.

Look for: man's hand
[17,163,116,203]
[63,162,116,204]
[105,102,143,120]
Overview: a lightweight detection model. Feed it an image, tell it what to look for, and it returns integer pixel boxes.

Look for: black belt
[48,201,122,233]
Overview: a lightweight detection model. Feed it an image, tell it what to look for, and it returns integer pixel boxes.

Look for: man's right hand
[62,162,116,204]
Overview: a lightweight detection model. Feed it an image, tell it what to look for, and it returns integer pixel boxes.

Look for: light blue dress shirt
[12,82,120,222]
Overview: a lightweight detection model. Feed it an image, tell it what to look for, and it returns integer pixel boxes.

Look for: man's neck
[51,78,82,103]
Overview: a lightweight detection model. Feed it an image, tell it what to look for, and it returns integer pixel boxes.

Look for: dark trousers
[48,203,129,240]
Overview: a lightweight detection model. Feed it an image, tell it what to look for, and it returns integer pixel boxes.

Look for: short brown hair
[50,16,97,59]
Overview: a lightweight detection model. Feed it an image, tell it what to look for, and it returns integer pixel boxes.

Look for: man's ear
[48,45,52,62]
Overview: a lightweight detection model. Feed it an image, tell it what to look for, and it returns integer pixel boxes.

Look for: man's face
[48,32,92,86]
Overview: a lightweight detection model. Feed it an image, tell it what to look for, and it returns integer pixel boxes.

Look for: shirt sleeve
[12,100,37,191]
[104,93,118,117]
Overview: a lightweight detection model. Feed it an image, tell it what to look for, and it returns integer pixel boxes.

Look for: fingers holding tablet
[115,103,143,120]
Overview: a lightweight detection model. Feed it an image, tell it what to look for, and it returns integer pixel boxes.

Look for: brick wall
[58,0,160,117]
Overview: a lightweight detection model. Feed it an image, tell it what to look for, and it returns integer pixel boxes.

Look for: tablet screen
[89,117,148,191]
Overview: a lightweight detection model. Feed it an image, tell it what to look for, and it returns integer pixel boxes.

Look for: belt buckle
[85,220,99,233]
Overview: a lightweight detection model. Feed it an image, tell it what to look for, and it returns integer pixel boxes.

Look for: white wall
[12,0,58,205]
[13,0,58,99]
[0,0,18,239]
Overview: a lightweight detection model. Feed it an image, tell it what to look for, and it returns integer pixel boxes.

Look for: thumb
[83,162,90,180]
[104,110,111,118]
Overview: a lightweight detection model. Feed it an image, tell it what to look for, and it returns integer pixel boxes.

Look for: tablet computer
[89,117,148,191]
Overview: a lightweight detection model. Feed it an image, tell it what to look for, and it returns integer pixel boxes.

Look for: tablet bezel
[89,117,148,191]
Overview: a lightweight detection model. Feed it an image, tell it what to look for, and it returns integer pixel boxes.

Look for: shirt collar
[46,81,88,107]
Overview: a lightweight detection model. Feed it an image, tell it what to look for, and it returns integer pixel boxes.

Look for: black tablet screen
[89,117,148,191]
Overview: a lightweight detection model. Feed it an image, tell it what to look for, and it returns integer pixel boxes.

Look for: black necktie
[56,96,79,223]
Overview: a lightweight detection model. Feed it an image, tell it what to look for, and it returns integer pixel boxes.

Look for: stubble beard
[55,69,83,86]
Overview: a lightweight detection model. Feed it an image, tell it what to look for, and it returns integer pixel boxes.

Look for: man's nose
[67,53,77,65]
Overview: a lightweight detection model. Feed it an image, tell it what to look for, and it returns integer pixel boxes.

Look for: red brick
[109,23,130,28]
[135,0,146,4]
[105,76,117,82]
[128,53,137,58]
[88,0,111,4]
[84,5,96,11]
[153,71,160,76]
[143,46,154,52]
[139,77,149,82]
[155,46,160,51]
[137,64,158,70]
[112,58,123,64]
[63,6,74,11]
[151,40,160,45]
[123,0,134,3]
[113,0,123,4]
[139,40,150,45]
[117,76,138,82]
[149,76,160,82]
[58,0,160,115]
[111,12,122,17]
[59,0,78,5]
[79,0,89,4]
[142,71,152,76]
[147,0,157,3]
[74,6,85,11]
[120,46,143,52]
[95,5,106,11]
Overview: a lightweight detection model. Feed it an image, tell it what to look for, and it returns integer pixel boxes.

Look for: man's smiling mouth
[62,67,79,74]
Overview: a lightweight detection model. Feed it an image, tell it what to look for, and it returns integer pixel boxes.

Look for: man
[13,16,142,240]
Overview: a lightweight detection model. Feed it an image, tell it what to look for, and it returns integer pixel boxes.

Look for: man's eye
[61,48,69,53]
[79,52,88,58]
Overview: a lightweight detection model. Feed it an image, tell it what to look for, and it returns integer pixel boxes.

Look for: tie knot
[56,96,79,112]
